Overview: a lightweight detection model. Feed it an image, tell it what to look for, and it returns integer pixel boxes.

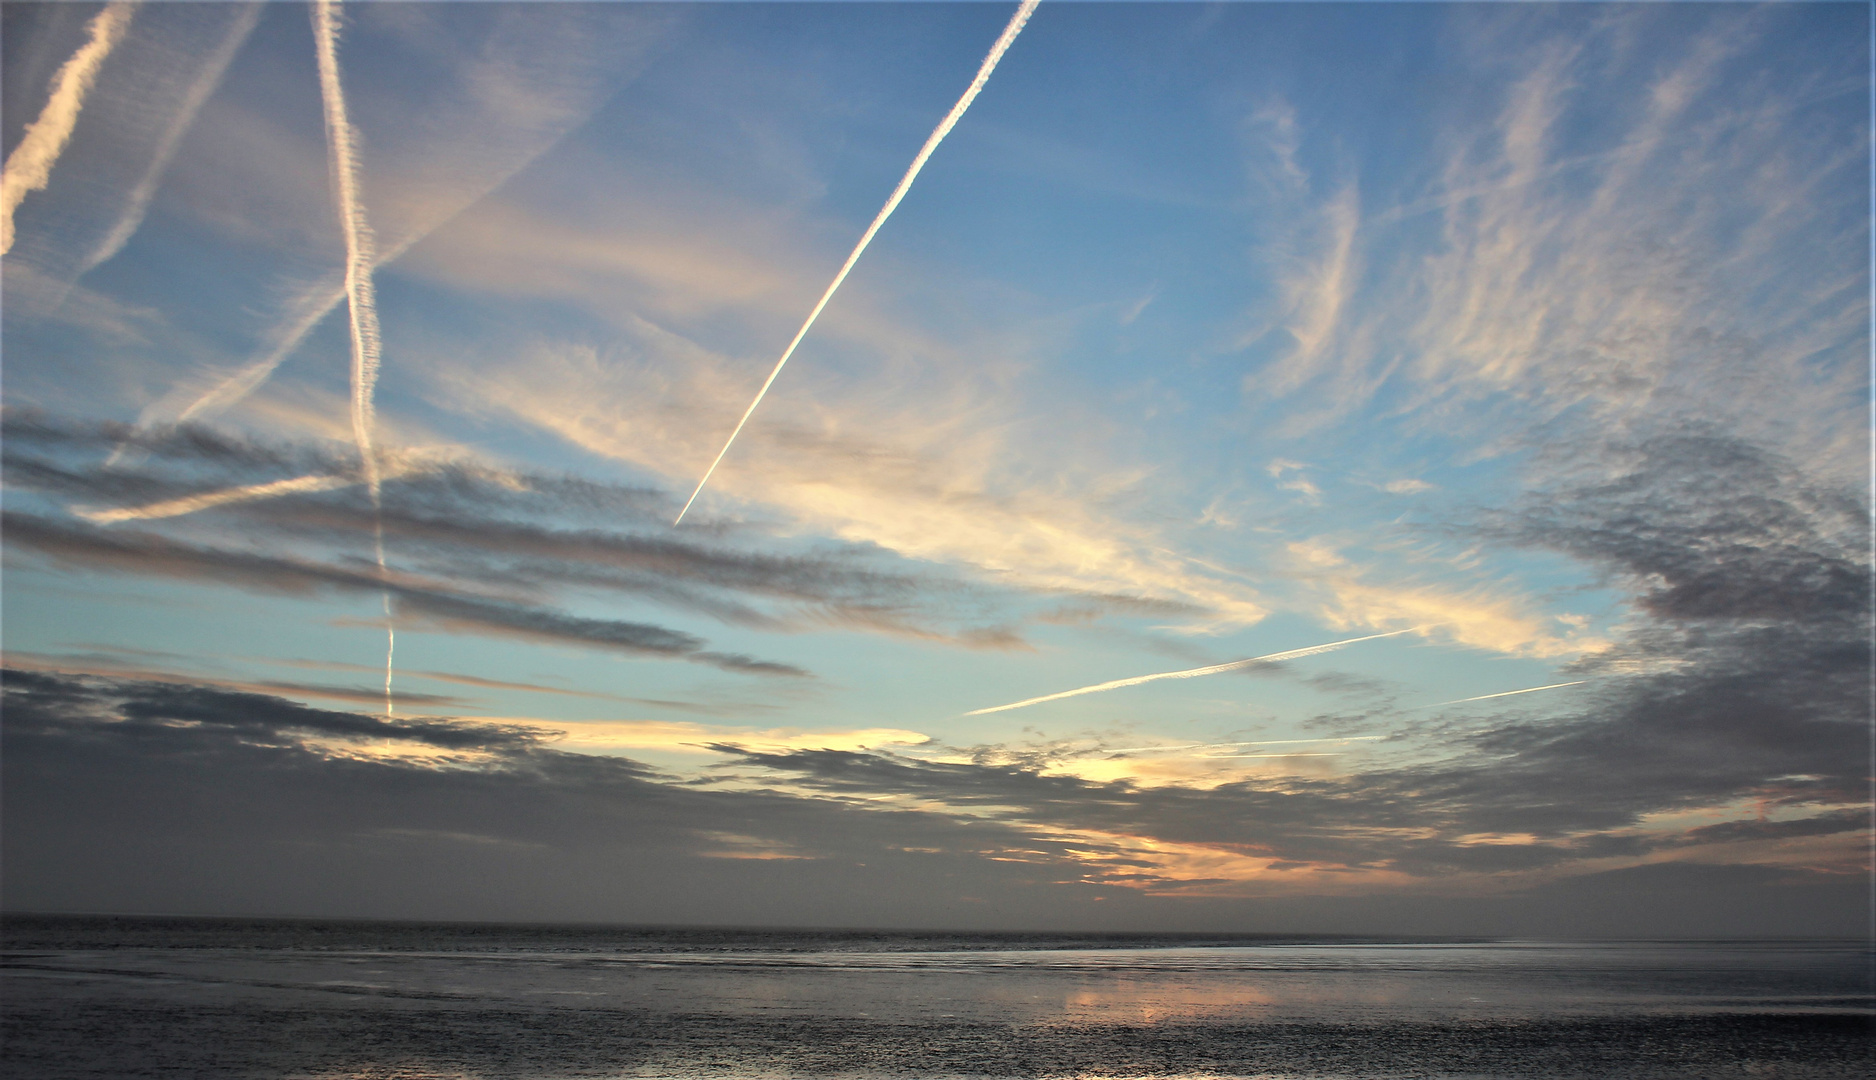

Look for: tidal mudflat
[3,917,1870,1078]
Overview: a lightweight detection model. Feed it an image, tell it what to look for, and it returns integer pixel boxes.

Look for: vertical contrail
[112,6,650,464]
[1,1,138,254]
[672,0,1040,525]
[313,0,394,716]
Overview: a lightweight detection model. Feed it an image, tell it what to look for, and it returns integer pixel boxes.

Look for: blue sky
[1,1,1869,933]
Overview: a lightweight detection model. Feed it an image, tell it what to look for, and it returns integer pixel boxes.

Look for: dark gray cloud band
[2,410,1045,648]
[1,511,806,676]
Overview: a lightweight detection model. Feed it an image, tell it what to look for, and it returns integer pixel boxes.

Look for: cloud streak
[0,2,137,254]
[5,414,1029,648]
[3,510,809,678]
[1,668,538,754]
[964,628,1421,716]
[2,652,463,710]
[674,0,1041,524]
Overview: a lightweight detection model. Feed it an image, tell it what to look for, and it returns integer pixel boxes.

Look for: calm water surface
[3,916,1870,1078]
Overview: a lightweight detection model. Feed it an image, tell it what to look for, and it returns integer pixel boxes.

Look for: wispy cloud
[0,2,137,254]
[517,719,930,756]
[1282,539,1599,658]
[467,335,1270,631]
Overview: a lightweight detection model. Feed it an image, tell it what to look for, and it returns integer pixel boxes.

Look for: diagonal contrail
[1423,681,1585,708]
[75,473,357,524]
[75,453,439,525]
[672,0,1041,525]
[109,23,611,468]
[313,0,394,717]
[964,628,1422,716]
[81,2,261,275]
[1104,736,1387,753]
[1,1,138,254]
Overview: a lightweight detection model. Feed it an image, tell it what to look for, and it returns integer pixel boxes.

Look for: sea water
[3,916,1869,1078]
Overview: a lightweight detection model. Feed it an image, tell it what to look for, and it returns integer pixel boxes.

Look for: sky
[1,0,1870,937]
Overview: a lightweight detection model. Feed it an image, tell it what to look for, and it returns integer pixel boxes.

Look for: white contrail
[1208,752,1338,758]
[81,2,261,274]
[1,1,138,254]
[75,473,356,524]
[1423,681,1586,708]
[312,0,381,498]
[964,628,1423,716]
[672,0,1040,525]
[1104,736,1387,753]
[313,0,393,716]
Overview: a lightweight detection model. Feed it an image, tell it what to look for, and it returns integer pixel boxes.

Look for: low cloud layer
[706,428,1871,891]
[3,666,1862,936]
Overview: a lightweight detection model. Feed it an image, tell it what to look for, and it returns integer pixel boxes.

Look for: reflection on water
[2,919,1870,1079]
[11,940,1861,1022]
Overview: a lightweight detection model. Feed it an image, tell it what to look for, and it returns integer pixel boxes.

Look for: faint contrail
[81,2,261,274]
[964,628,1422,716]
[1,1,138,254]
[313,0,394,716]
[103,284,339,469]
[182,282,345,421]
[1104,736,1387,753]
[1423,681,1585,708]
[75,473,356,524]
[672,0,1041,526]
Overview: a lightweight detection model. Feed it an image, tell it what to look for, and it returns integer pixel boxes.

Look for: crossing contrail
[115,39,631,464]
[1,1,138,254]
[1423,681,1585,708]
[313,0,394,717]
[964,628,1423,716]
[672,0,1041,525]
